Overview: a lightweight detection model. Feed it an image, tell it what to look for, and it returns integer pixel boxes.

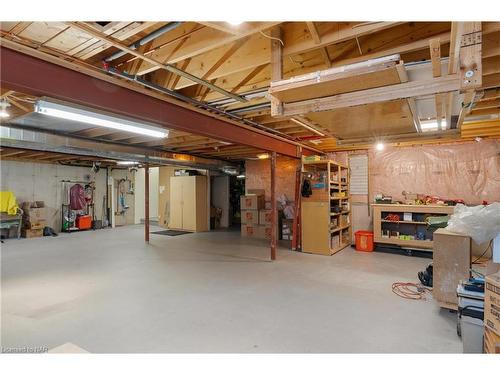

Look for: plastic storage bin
[355,231,374,252]
[76,215,92,230]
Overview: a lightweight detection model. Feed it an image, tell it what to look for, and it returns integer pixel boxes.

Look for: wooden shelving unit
[372,203,455,251]
[301,159,351,255]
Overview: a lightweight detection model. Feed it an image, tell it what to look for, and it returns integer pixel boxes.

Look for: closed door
[181,177,197,231]
[169,177,183,229]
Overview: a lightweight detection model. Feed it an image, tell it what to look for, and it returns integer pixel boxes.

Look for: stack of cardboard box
[240,189,275,239]
[21,201,46,238]
[485,270,500,354]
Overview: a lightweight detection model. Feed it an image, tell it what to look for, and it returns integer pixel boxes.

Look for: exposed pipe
[227,103,271,114]
[105,67,297,141]
[105,22,183,62]
[70,21,246,103]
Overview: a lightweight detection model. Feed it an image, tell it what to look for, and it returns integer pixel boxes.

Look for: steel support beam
[145,163,150,243]
[0,46,310,159]
[270,151,277,261]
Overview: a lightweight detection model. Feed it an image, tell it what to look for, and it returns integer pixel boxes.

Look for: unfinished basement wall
[0,160,107,233]
[327,140,500,242]
[245,156,299,201]
[134,167,159,224]
[367,139,500,205]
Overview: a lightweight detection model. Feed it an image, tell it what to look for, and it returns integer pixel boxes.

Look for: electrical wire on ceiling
[259,30,284,47]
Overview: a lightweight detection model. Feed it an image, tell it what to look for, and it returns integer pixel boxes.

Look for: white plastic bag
[446,203,500,244]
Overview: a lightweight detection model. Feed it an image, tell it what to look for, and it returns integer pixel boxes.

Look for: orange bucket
[355,230,374,252]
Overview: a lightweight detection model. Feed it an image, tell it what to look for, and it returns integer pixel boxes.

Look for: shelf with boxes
[301,159,351,255]
[372,203,455,250]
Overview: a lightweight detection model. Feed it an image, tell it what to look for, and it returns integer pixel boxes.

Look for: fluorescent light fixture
[257,153,270,160]
[290,118,325,137]
[420,120,443,132]
[116,161,139,165]
[236,174,246,179]
[35,98,169,138]
[376,142,385,151]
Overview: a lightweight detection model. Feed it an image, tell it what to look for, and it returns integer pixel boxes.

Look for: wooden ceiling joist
[278,74,460,117]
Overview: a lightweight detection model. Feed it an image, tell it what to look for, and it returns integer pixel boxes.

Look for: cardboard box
[247,189,265,196]
[241,224,258,237]
[256,224,274,240]
[259,209,272,225]
[241,210,259,224]
[24,206,46,220]
[484,326,500,354]
[21,228,43,238]
[240,195,265,210]
[485,271,500,336]
[25,219,47,230]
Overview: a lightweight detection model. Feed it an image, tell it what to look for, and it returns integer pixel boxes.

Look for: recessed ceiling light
[257,153,270,159]
[376,142,385,151]
[227,21,243,26]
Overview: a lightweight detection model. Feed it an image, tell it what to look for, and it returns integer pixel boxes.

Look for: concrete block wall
[0,160,107,232]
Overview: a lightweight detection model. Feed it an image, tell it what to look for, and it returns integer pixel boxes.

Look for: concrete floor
[1,225,461,353]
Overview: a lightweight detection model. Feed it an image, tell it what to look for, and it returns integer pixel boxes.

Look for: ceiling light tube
[35,98,168,138]
[290,118,325,137]
[116,161,139,165]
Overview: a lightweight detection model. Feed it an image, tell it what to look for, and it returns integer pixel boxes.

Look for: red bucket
[355,230,374,252]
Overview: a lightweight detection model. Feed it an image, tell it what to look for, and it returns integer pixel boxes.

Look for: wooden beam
[6,96,31,113]
[320,48,332,68]
[284,22,400,56]
[430,38,445,130]
[306,22,321,44]
[281,75,460,116]
[407,98,422,133]
[230,64,267,93]
[128,22,281,75]
[269,55,401,103]
[474,98,500,109]
[197,22,242,36]
[459,22,482,90]
[67,22,246,103]
[455,23,482,130]
[270,26,283,117]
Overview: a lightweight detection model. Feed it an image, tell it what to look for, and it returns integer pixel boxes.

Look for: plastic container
[461,312,484,353]
[76,215,92,230]
[355,230,374,252]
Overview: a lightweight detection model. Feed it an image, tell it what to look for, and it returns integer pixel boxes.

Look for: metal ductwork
[105,22,183,62]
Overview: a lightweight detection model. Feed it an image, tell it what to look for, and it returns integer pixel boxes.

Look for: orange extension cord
[392,282,432,300]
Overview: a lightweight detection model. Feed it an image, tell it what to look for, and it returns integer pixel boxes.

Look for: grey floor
[1,225,461,353]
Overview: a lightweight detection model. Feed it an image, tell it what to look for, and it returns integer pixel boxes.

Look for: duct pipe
[105,22,183,62]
